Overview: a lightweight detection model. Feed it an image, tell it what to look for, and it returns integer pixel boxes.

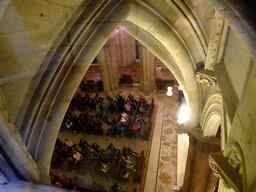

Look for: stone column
[139,44,154,92]
[97,46,119,91]
[182,129,221,192]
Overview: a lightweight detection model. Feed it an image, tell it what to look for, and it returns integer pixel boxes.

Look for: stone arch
[123,2,201,128]
[19,1,132,183]
[16,1,202,183]
[200,93,222,137]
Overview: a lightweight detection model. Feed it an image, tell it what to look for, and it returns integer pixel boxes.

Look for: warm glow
[177,105,190,124]
[115,28,121,33]
[167,87,173,96]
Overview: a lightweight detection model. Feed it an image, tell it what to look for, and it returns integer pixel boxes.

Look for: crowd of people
[50,91,152,191]
[51,137,141,191]
[60,92,151,139]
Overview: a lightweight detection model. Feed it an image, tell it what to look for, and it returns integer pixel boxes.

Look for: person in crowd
[70,108,80,119]
[69,150,83,168]
[110,183,122,192]
[134,114,145,129]
[120,111,130,129]
[116,94,125,113]
[87,147,100,164]
[104,113,116,137]
[122,145,139,159]
[108,97,118,114]
[94,92,103,103]
[127,94,137,107]
[107,143,120,158]
[57,172,72,189]
[115,120,125,138]
[96,108,104,122]
[101,121,111,136]
[106,113,116,124]
[101,99,109,114]
[124,100,132,115]
[72,119,84,133]
[78,139,89,157]
[93,117,103,135]
[90,98,97,112]
[138,97,149,116]
[63,115,73,131]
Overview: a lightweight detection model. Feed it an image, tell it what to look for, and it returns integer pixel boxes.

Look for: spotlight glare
[177,105,190,124]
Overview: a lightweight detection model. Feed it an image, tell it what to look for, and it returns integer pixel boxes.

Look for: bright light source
[116,28,121,33]
[178,85,182,90]
[167,87,173,96]
[177,104,190,124]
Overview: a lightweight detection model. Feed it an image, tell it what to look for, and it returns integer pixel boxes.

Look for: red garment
[132,124,139,130]
[58,174,69,185]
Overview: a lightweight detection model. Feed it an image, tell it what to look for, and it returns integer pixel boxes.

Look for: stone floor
[51,84,181,192]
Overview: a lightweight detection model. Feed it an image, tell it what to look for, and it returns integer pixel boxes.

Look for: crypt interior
[0,0,256,192]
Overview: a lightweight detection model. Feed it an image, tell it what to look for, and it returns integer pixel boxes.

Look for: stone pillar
[182,129,221,192]
[139,44,154,92]
[97,46,119,92]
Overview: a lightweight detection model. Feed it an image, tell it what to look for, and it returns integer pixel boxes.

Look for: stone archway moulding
[125,2,200,129]
[200,93,222,137]
[19,1,131,184]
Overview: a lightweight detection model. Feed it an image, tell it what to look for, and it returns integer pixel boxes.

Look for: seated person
[57,173,72,189]
[106,148,117,160]
[69,150,83,166]
[134,114,145,129]
[64,138,73,148]
[101,121,111,136]
[101,161,110,172]
[96,109,104,122]
[120,112,130,129]
[101,99,109,113]
[124,102,132,115]
[128,94,138,107]
[108,98,118,114]
[110,183,122,192]
[121,111,128,119]
[78,139,89,156]
[122,146,132,157]
[107,143,120,157]
[106,113,116,125]
[78,139,88,149]
[91,142,101,154]
[122,145,139,158]
[87,147,100,160]
[71,144,82,154]
[120,153,135,172]
[115,120,125,138]
[121,153,133,165]
[91,117,103,135]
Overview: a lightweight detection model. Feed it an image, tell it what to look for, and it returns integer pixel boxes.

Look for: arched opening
[200,93,222,138]
[17,0,201,185]
[50,26,182,190]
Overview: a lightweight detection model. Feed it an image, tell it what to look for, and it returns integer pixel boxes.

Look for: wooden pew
[133,150,145,183]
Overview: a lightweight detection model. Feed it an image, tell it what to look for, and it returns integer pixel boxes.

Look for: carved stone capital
[196,69,217,86]
[209,150,243,192]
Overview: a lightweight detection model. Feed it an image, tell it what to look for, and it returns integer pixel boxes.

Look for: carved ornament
[196,69,217,86]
